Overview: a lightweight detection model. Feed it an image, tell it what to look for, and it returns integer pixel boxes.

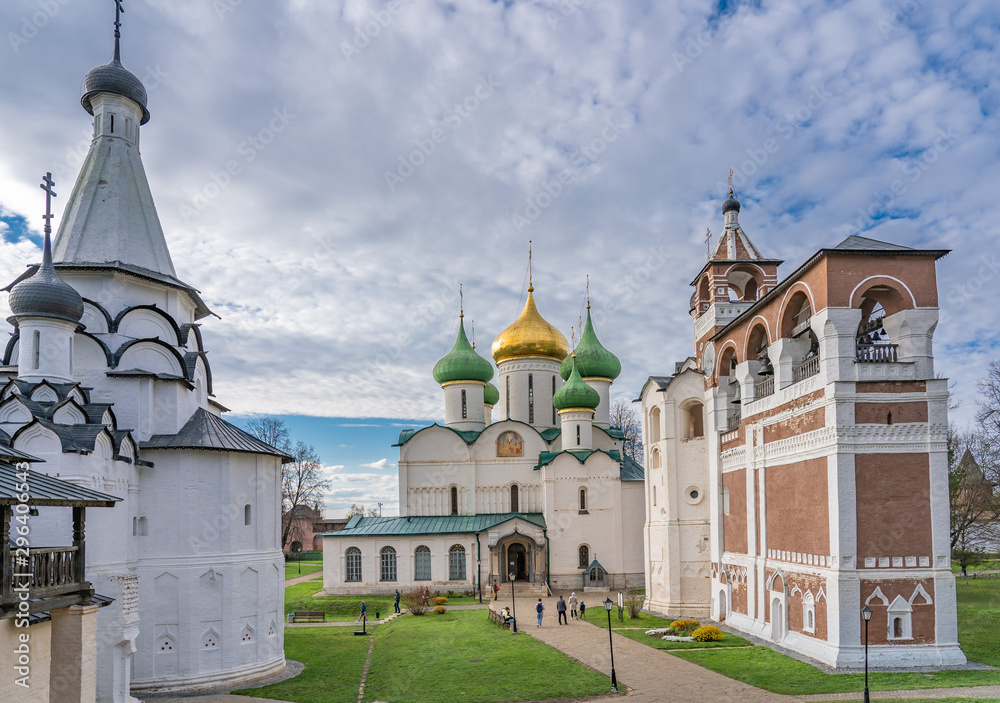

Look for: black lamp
[603,597,618,693]
[861,605,872,703]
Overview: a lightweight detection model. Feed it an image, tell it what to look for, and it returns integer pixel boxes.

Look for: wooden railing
[792,355,820,383]
[3,546,82,604]
[856,343,898,363]
[753,377,774,400]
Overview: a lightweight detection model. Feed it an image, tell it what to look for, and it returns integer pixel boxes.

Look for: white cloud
[0,0,996,431]
[360,458,396,470]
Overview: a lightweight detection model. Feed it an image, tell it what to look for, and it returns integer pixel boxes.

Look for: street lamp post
[604,598,619,693]
[508,572,518,633]
[861,605,872,703]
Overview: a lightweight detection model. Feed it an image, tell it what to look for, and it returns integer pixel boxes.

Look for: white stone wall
[496,358,561,427]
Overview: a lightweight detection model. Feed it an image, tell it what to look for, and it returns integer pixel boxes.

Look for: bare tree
[245,417,331,549]
[610,400,644,464]
[346,504,380,518]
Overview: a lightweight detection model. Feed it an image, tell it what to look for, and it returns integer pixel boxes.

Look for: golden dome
[491,287,570,364]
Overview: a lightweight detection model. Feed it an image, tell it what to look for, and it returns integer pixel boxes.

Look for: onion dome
[552,355,600,411]
[9,235,84,325]
[80,9,150,124]
[491,287,570,364]
[433,317,494,385]
[560,308,620,381]
[723,189,741,214]
[483,382,500,406]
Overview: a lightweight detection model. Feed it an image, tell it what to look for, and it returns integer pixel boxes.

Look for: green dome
[553,356,600,411]
[433,317,494,385]
[483,382,500,406]
[560,309,621,381]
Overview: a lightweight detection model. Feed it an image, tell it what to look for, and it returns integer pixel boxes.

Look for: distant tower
[553,353,600,450]
[559,290,620,428]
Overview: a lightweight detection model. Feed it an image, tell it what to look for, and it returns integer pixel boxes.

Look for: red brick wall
[723,469,748,554]
[765,458,830,556]
[855,454,932,559]
[855,401,928,424]
[859,579,936,644]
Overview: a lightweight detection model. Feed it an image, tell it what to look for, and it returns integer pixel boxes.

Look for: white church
[323,282,645,595]
[1,13,288,702]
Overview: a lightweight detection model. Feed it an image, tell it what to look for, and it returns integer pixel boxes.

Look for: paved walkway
[284,570,323,586]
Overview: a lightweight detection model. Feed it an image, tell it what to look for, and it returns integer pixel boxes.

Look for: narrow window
[32,330,40,369]
[552,376,557,425]
[125,117,132,139]
[380,546,397,581]
[887,412,893,425]
[68,338,73,373]
[578,545,589,569]
[506,376,510,419]
[449,544,466,580]
[510,485,519,513]
[723,487,730,515]
[132,517,137,536]
[138,517,148,536]
[576,424,581,446]
[450,486,458,515]
[110,113,114,133]
[653,486,657,506]
[579,487,587,511]
[893,617,902,638]
[414,545,431,580]
[461,389,467,419]
[244,504,252,526]
[345,547,362,582]
[528,374,534,424]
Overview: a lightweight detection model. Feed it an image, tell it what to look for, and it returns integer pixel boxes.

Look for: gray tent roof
[0,462,120,506]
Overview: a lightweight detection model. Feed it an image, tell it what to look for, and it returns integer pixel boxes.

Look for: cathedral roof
[552,356,600,411]
[492,286,570,364]
[8,230,84,325]
[81,59,150,124]
[142,408,293,461]
[323,512,546,537]
[560,308,620,381]
[433,316,494,385]
[484,382,500,406]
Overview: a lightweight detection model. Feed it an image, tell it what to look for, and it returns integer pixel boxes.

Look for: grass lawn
[668,578,1000,695]
[362,610,610,703]
[284,582,481,620]
[232,626,368,703]
[284,562,322,580]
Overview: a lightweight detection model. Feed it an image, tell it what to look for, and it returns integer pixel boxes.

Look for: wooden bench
[488,609,512,628]
[292,611,326,622]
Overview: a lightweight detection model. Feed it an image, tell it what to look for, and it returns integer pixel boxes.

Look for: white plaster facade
[1,41,287,701]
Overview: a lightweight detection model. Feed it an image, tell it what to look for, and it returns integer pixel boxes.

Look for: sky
[1,0,998,518]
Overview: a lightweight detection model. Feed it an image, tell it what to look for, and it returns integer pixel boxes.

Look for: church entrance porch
[508,543,528,581]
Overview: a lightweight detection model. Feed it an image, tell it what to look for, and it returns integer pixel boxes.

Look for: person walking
[422,587,430,605]
[579,600,586,621]
[394,589,401,614]
[568,592,578,620]
[535,598,545,627]
[357,600,367,623]
[556,595,568,625]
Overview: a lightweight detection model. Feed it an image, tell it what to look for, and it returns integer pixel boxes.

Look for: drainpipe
[543,527,551,595]
[475,531,483,603]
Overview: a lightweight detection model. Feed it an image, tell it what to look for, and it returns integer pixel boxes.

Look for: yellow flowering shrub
[692,625,723,642]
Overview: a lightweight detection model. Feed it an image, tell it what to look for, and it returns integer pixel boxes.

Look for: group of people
[535,593,585,627]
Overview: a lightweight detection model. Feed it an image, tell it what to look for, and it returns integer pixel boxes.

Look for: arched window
[578,545,589,569]
[450,486,459,515]
[414,545,431,581]
[510,485,519,513]
[552,376,557,425]
[244,504,252,526]
[682,402,704,439]
[528,374,534,424]
[576,424,581,446]
[650,407,661,443]
[32,330,40,369]
[461,389,467,419]
[449,544,466,580]
[579,487,587,511]
[380,546,397,581]
[506,376,510,419]
[345,547,362,582]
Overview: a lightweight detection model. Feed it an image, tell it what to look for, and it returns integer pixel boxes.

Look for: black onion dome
[9,253,84,325]
[81,59,150,125]
[723,190,741,214]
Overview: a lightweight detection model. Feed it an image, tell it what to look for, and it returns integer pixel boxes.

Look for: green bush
[434,605,447,614]
[692,625,723,642]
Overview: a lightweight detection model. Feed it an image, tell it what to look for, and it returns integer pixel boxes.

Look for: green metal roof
[559,309,621,381]
[620,455,645,481]
[552,356,600,410]
[483,382,500,406]
[432,317,495,385]
[322,512,545,537]
[394,421,561,447]
[533,448,621,469]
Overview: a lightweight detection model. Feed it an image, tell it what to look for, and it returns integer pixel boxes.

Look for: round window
[683,485,704,505]
[690,490,699,499]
